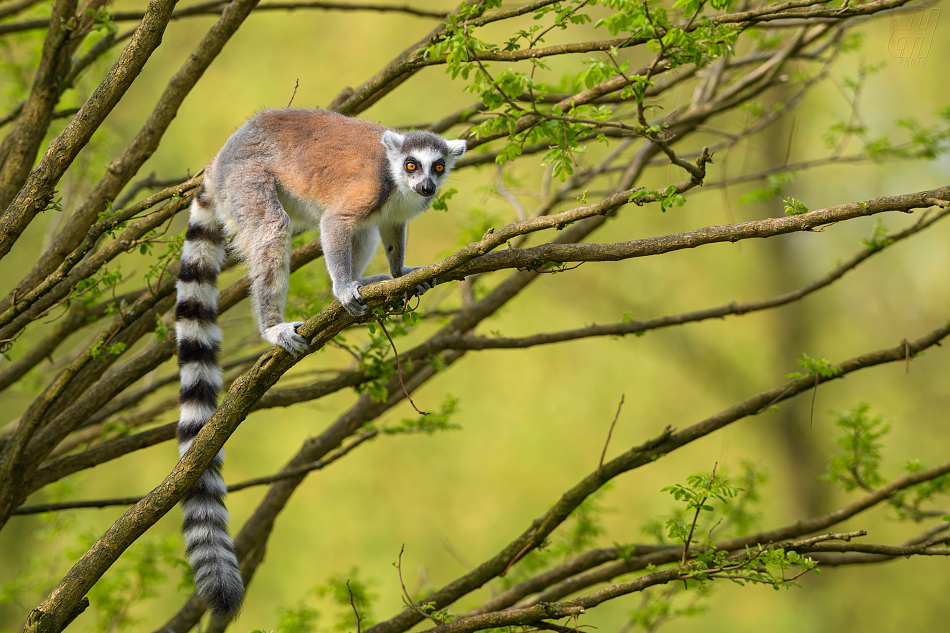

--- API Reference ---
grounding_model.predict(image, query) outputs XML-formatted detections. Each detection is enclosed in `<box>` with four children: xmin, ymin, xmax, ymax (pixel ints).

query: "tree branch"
<box><xmin>0</xmin><ymin>0</ymin><xmax>179</xmax><ymax>261</ymax></box>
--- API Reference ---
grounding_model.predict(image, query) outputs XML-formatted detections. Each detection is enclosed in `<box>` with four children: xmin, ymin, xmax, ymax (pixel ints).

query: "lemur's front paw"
<box><xmin>335</xmin><ymin>282</ymin><xmax>367</xmax><ymax>316</ymax></box>
<box><xmin>358</xmin><ymin>274</ymin><xmax>393</xmax><ymax>286</ymax></box>
<box><xmin>399</xmin><ymin>266</ymin><xmax>436</xmax><ymax>297</ymax></box>
<box><xmin>263</xmin><ymin>322</ymin><xmax>309</xmax><ymax>355</ymax></box>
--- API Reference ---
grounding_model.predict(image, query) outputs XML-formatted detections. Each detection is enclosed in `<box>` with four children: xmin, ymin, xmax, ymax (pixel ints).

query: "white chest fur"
<box><xmin>273</xmin><ymin>180</ymin><xmax>430</xmax><ymax>233</ymax></box>
<box><xmin>374</xmin><ymin>185</ymin><xmax>431</xmax><ymax>227</ymax></box>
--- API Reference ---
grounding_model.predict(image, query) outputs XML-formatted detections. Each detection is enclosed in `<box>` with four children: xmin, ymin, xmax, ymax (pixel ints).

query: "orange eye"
<box><xmin>406</xmin><ymin>161</ymin><xmax>417</xmax><ymax>172</ymax></box>
<box><xmin>435</xmin><ymin>164</ymin><xmax>444</xmax><ymax>173</ymax></box>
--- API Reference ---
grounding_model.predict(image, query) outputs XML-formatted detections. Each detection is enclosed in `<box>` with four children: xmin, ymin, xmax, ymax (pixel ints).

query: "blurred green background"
<box><xmin>1</xmin><ymin>1</ymin><xmax>949</xmax><ymax>632</ymax></box>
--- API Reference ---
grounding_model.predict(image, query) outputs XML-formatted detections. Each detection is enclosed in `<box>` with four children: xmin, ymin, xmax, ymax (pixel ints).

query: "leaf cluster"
<box><xmin>382</xmin><ymin>395</ymin><xmax>461</xmax><ymax>436</ymax></box>
<box><xmin>786</xmin><ymin>353</ymin><xmax>841</xmax><ymax>380</ymax></box>
<box><xmin>821</xmin><ymin>404</ymin><xmax>950</xmax><ymax>524</ymax></box>
<box><xmin>661</xmin><ymin>470</ymin><xmax>740</xmax><ymax>545</ymax></box>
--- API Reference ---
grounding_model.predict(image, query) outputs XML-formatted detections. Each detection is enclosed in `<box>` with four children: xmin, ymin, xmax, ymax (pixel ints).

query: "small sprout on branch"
<box><xmin>88</xmin><ymin>339</ymin><xmax>125</xmax><ymax>361</ymax></box>
<box><xmin>660</xmin><ymin>185</ymin><xmax>687</xmax><ymax>212</ymax></box>
<box><xmin>662</xmin><ymin>466</ymin><xmax>740</xmax><ymax>564</ymax></box>
<box><xmin>782</xmin><ymin>197</ymin><xmax>809</xmax><ymax>215</ymax></box>
<box><xmin>86</xmin><ymin>7</ymin><xmax>119</xmax><ymax>35</ymax></box>
<box><xmin>789</xmin><ymin>353</ymin><xmax>841</xmax><ymax>425</ymax></box>
<box><xmin>44</xmin><ymin>197</ymin><xmax>64</xmax><ymax>213</ymax></box>
<box><xmin>795</xmin><ymin>353</ymin><xmax>842</xmax><ymax>379</ymax></box>
<box><xmin>861</xmin><ymin>219</ymin><xmax>893</xmax><ymax>251</ymax></box>
<box><xmin>417</xmin><ymin>602</ymin><xmax>455</xmax><ymax>625</ymax></box>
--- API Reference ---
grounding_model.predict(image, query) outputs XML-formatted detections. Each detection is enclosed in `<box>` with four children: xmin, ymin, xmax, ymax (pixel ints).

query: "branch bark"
<box><xmin>0</xmin><ymin>0</ymin><xmax>179</xmax><ymax>261</ymax></box>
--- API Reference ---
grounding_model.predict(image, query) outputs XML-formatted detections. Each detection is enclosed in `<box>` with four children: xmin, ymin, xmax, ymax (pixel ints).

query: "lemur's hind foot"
<box><xmin>263</xmin><ymin>322</ymin><xmax>309</xmax><ymax>355</ymax></box>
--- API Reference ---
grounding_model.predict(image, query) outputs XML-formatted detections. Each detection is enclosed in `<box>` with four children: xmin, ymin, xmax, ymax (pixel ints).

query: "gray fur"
<box><xmin>401</xmin><ymin>130</ymin><xmax>449</xmax><ymax>156</ymax></box>
<box><xmin>209</xmin><ymin>109</ymin><xmax>465</xmax><ymax>329</ymax></box>
<box><xmin>173</xmin><ymin>110</ymin><xmax>465</xmax><ymax>616</ymax></box>
<box><xmin>175</xmin><ymin>184</ymin><xmax>244</xmax><ymax>618</ymax></box>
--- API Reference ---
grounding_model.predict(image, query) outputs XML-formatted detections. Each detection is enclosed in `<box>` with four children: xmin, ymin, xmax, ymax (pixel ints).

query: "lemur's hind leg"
<box><xmin>230</xmin><ymin>181</ymin><xmax>309</xmax><ymax>355</ymax></box>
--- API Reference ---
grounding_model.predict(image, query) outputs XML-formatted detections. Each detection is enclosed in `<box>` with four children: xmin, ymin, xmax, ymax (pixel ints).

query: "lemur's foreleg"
<box><xmin>380</xmin><ymin>222</ymin><xmax>436</xmax><ymax>297</ymax></box>
<box><xmin>321</xmin><ymin>214</ymin><xmax>375</xmax><ymax>316</ymax></box>
<box><xmin>352</xmin><ymin>225</ymin><xmax>393</xmax><ymax>287</ymax></box>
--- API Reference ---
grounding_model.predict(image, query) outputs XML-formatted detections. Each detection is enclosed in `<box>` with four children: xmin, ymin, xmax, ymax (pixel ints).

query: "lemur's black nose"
<box><xmin>416</xmin><ymin>180</ymin><xmax>436</xmax><ymax>197</ymax></box>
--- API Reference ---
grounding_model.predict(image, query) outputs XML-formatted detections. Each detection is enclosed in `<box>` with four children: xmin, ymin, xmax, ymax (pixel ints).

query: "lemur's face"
<box><xmin>382</xmin><ymin>131</ymin><xmax>466</xmax><ymax>199</ymax></box>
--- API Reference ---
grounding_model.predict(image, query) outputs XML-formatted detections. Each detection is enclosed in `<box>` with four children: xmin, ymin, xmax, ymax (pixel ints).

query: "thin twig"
<box><xmin>376</xmin><ymin>317</ymin><xmax>427</xmax><ymax>415</ymax></box>
<box><xmin>347</xmin><ymin>580</ymin><xmax>365</xmax><ymax>633</ymax></box>
<box><xmin>288</xmin><ymin>78</ymin><xmax>299</xmax><ymax>107</ymax></box>
<box><xmin>597</xmin><ymin>394</ymin><xmax>624</xmax><ymax>478</ymax></box>
<box><xmin>502</xmin><ymin>541</ymin><xmax>535</xmax><ymax>577</ymax></box>
<box><xmin>789</xmin><ymin>530</ymin><xmax>867</xmax><ymax>547</ymax></box>
<box><xmin>13</xmin><ymin>429</ymin><xmax>380</xmax><ymax>515</ymax></box>
<box><xmin>397</xmin><ymin>544</ymin><xmax>432</xmax><ymax>620</ymax></box>
<box><xmin>682</xmin><ymin>463</ymin><xmax>717</xmax><ymax>567</ymax></box>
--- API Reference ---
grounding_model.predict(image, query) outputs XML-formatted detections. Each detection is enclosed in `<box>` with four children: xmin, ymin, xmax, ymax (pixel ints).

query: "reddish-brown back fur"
<box><xmin>253</xmin><ymin>109</ymin><xmax>389</xmax><ymax>223</ymax></box>
<box><xmin>201</xmin><ymin>106</ymin><xmax>462</xmax><ymax>321</ymax></box>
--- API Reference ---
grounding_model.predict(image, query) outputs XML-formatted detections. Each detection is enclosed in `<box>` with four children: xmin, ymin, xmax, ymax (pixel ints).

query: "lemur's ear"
<box><xmin>446</xmin><ymin>138</ymin><xmax>467</xmax><ymax>159</ymax></box>
<box><xmin>381</xmin><ymin>130</ymin><xmax>405</xmax><ymax>153</ymax></box>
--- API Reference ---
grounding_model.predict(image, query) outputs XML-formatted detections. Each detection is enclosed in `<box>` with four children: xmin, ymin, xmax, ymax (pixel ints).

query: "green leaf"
<box><xmin>782</xmin><ymin>197</ymin><xmax>809</xmax><ymax>215</ymax></box>
<box><xmin>821</xmin><ymin>403</ymin><xmax>890</xmax><ymax>492</ymax></box>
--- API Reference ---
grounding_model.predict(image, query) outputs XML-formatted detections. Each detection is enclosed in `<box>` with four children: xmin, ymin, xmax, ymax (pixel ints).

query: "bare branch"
<box><xmin>0</xmin><ymin>0</ymin><xmax>180</xmax><ymax>260</ymax></box>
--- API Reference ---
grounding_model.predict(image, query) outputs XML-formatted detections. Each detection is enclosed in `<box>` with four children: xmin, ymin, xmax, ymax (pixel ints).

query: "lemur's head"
<box><xmin>382</xmin><ymin>130</ymin><xmax>466</xmax><ymax>198</ymax></box>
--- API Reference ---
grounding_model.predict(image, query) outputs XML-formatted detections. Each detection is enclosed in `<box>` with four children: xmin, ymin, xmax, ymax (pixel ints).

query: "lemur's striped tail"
<box><xmin>175</xmin><ymin>180</ymin><xmax>244</xmax><ymax>617</ymax></box>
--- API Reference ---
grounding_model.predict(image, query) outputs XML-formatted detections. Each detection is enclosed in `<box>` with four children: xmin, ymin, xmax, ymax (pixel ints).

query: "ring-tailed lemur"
<box><xmin>175</xmin><ymin>108</ymin><xmax>465</xmax><ymax>617</ymax></box>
